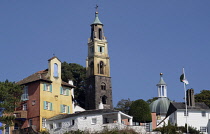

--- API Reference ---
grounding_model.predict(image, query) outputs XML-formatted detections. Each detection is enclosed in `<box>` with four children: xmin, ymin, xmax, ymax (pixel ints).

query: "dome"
<box><xmin>150</xmin><ymin>98</ymin><xmax>170</xmax><ymax>115</ymax></box>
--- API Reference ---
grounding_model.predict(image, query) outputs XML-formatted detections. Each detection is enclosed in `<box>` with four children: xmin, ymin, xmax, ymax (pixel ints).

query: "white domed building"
<box><xmin>150</xmin><ymin>73</ymin><xmax>171</xmax><ymax>127</ymax></box>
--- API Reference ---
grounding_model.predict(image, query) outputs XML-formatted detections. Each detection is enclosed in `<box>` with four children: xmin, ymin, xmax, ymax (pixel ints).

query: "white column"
<box><xmin>158</xmin><ymin>87</ymin><xmax>160</xmax><ymax>97</ymax></box>
<box><xmin>129</xmin><ymin>117</ymin><xmax>133</xmax><ymax>125</ymax></box>
<box><xmin>118</xmin><ymin>113</ymin><xmax>121</xmax><ymax>124</ymax></box>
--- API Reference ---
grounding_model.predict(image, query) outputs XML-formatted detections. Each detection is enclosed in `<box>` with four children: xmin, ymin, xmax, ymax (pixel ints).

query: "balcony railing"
<box><xmin>14</xmin><ymin>110</ymin><xmax>27</xmax><ymax>119</ymax></box>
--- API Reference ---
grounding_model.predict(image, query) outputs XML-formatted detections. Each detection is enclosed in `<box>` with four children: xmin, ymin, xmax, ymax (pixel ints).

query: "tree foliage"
<box><xmin>146</xmin><ymin>97</ymin><xmax>158</xmax><ymax>104</ymax></box>
<box><xmin>195</xmin><ymin>90</ymin><xmax>210</xmax><ymax>108</ymax></box>
<box><xmin>115</xmin><ymin>98</ymin><xmax>133</xmax><ymax>114</ymax></box>
<box><xmin>0</xmin><ymin>80</ymin><xmax>22</xmax><ymax>126</ymax></box>
<box><xmin>128</xmin><ymin>99</ymin><xmax>151</xmax><ymax>123</ymax></box>
<box><xmin>0</xmin><ymin>80</ymin><xmax>23</xmax><ymax>113</ymax></box>
<box><xmin>61</xmin><ymin>62</ymin><xmax>86</xmax><ymax>108</ymax></box>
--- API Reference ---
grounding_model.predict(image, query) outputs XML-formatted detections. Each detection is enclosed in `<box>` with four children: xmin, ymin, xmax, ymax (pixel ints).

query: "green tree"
<box><xmin>146</xmin><ymin>97</ymin><xmax>158</xmax><ymax>104</ymax></box>
<box><xmin>195</xmin><ymin>90</ymin><xmax>210</xmax><ymax>107</ymax></box>
<box><xmin>115</xmin><ymin>98</ymin><xmax>133</xmax><ymax>114</ymax></box>
<box><xmin>128</xmin><ymin>99</ymin><xmax>151</xmax><ymax>123</ymax></box>
<box><xmin>0</xmin><ymin>80</ymin><xmax>23</xmax><ymax>126</ymax></box>
<box><xmin>61</xmin><ymin>62</ymin><xmax>86</xmax><ymax>108</ymax></box>
<box><xmin>155</xmin><ymin>124</ymin><xmax>200</xmax><ymax>134</ymax></box>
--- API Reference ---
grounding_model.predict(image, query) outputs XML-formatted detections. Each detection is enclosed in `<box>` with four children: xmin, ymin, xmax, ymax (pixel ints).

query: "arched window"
<box><xmin>54</xmin><ymin>63</ymin><xmax>58</xmax><ymax>77</ymax></box>
<box><xmin>101</xmin><ymin>83</ymin><xmax>106</xmax><ymax>90</ymax></box>
<box><xmin>162</xmin><ymin>86</ymin><xmax>165</xmax><ymax>96</ymax></box>
<box><xmin>90</xmin><ymin>62</ymin><xmax>94</xmax><ymax>75</ymax></box>
<box><xmin>91</xmin><ymin>27</ymin><xmax>94</xmax><ymax>40</ymax></box>
<box><xmin>102</xmin><ymin>95</ymin><xmax>107</xmax><ymax>104</ymax></box>
<box><xmin>99</xmin><ymin>28</ymin><xmax>102</xmax><ymax>40</ymax></box>
<box><xmin>99</xmin><ymin>61</ymin><xmax>104</xmax><ymax>74</ymax></box>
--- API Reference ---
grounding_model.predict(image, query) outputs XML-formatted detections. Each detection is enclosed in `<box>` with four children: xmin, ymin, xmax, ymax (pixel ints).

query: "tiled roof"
<box><xmin>17</xmin><ymin>69</ymin><xmax>51</xmax><ymax>85</ymax></box>
<box><xmin>47</xmin><ymin>109</ymin><xmax>119</xmax><ymax>121</ymax></box>
<box><xmin>17</xmin><ymin>69</ymin><xmax>75</xmax><ymax>88</ymax></box>
<box><xmin>48</xmin><ymin>56</ymin><xmax>61</xmax><ymax>62</ymax></box>
<box><xmin>62</xmin><ymin>81</ymin><xmax>76</xmax><ymax>88</ymax></box>
<box><xmin>171</xmin><ymin>102</ymin><xmax>210</xmax><ymax>110</ymax></box>
<box><xmin>166</xmin><ymin>102</ymin><xmax>210</xmax><ymax>119</ymax></box>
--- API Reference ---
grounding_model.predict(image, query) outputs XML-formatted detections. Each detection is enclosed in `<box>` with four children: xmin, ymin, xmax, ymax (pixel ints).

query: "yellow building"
<box><xmin>12</xmin><ymin>56</ymin><xmax>75</xmax><ymax>132</ymax></box>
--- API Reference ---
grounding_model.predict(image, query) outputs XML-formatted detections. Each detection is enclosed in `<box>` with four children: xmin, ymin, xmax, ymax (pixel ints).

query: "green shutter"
<box><xmin>60</xmin><ymin>87</ymin><xmax>63</xmax><ymax>95</ymax></box>
<box><xmin>50</xmin><ymin>102</ymin><xmax>53</xmax><ymax>111</ymax></box>
<box><xmin>60</xmin><ymin>104</ymin><xmax>63</xmax><ymax>113</ymax></box>
<box><xmin>68</xmin><ymin>106</ymin><xmax>70</xmax><ymax>114</ymax></box>
<box><xmin>43</xmin><ymin>84</ymin><xmax>46</xmax><ymax>91</ymax></box>
<box><xmin>50</xmin><ymin>85</ymin><xmax>52</xmax><ymax>92</ymax></box>
<box><xmin>66</xmin><ymin>89</ymin><xmax>69</xmax><ymax>96</ymax></box>
<box><xmin>44</xmin><ymin>101</ymin><xmax>46</xmax><ymax>110</ymax></box>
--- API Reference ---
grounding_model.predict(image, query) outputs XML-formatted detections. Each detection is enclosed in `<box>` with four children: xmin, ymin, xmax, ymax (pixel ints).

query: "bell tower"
<box><xmin>85</xmin><ymin>7</ymin><xmax>113</xmax><ymax>110</ymax></box>
<box><xmin>157</xmin><ymin>73</ymin><xmax>167</xmax><ymax>98</ymax></box>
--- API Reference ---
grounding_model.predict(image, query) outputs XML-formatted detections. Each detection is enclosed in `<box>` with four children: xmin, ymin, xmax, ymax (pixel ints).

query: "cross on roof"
<box><xmin>95</xmin><ymin>4</ymin><xmax>98</xmax><ymax>12</ymax></box>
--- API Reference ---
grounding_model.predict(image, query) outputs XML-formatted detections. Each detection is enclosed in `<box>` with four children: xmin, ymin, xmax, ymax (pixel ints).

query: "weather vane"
<box><xmin>95</xmin><ymin>4</ymin><xmax>98</xmax><ymax>12</ymax></box>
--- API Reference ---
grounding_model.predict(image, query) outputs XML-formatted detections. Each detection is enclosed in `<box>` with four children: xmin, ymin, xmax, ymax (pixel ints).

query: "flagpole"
<box><xmin>181</xmin><ymin>68</ymin><xmax>189</xmax><ymax>133</ymax></box>
<box><xmin>184</xmin><ymin>82</ymin><xmax>188</xmax><ymax>133</ymax></box>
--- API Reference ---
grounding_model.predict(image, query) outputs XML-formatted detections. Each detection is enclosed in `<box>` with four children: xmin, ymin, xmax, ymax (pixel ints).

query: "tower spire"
<box><xmin>157</xmin><ymin>73</ymin><xmax>167</xmax><ymax>98</ymax></box>
<box><xmin>92</xmin><ymin>5</ymin><xmax>103</xmax><ymax>25</ymax></box>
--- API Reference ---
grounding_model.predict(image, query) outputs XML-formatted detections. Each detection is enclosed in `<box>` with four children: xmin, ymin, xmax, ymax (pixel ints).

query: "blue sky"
<box><xmin>0</xmin><ymin>1</ymin><xmax>210</xmax><ymax>106</ymax></box>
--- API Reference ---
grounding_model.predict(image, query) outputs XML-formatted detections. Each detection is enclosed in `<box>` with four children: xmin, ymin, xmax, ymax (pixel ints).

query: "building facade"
<box><xmin>85</xmin><ymin>10</ymin><xmax>113</xmax><ymax>110</ymax></box>
<box><xmin>167</xmin><ymin>89</ymin><xmax>210</xmax><ymax>134</ymax></box>
<box><xmin>45</xmin><ymin>109</ymin><xmax>147</xmax><ymax>134</ymax></box>
<box><xmin>10</xmin><ymin>57</ymin><xmax>75</xmax><ymax>133</ymax></box>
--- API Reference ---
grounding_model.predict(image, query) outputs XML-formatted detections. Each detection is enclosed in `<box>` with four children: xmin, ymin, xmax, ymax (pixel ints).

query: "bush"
<box><xmin>39</xmin><ymin>130</ymin><xmax>50</xmax><ymax>134</ymax></box>
<box><xmin>154</xmin><ymin>122</ymin><xmax>201</xmax><ymax>134</ymax></box>
<box><xmin>64</xmin><ymin>128</ymin><xmax>138</xmax><ymax>134</ymax></box>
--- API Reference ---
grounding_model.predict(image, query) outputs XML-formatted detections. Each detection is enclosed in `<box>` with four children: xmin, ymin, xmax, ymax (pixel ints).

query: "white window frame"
<box><xmin>202</xmin><ymin>111</ymin><xmax>206</xmax><ymax>117</ymax></box>
<box><xmin>200</xmin><ymin>126</ymin><xmax>207</xmax><ymax>132</ymax></box>
<box><xmin>91</xmin><ymin>118</ymin><xmax>97</xmax><ymax>125</ymax></box>
<box><xmin>60</xmin><ymin>87</ymin><xmax>69</xmax><ymax>96</ymax></box>
<box><xmin>49</xmin><ymin>124</ymin><xmax>53</xmax><ymax>130</ymax></box>
<box><xmin>46</xmin><ymin>102</ymin><xmax>49</xmax><ymax>110</ymax></box>
<box><xmin>21</xmin><ymin>86</ymin><xmax>29</xmax><ymax>101</ymax></box>
<box><xmin>44</xmin><ymin>101</ymin><xmax>52</xmax><ymax>111</ymax></box>
<box><xmin>46</xmin><ymin>84</ymin><xmax>50</xmax><ymax>91</ymax></box>
<box><xmin>70</xmin><ymin>119</ymin><xmax>75</xmax><ymax>126</ymax></box>
<box><xmin>29</xmin><ymin>119</ymin><xmax>33</xmax><ymax>127</ymax></box>
<box><xmin>23</xmin><ymin>103</ymin><xmax>27</xmax><ymax>111</ymax></box>
<box><xmin>63</xmin><ymin>88</ymin><xmax>67</xmax><ymax>95</ymax></box>
<box><xmin>184</xmin><ymin>111</ymin><xmax>188</xmax><ymax>116</ymax></box>
<box><xmin>62</xmin><ymin>105</ymin><xmax>67</xmax><ymax>113</ymax></box>
<box><xmin>42</xmin><ymin>118</ymin><xmax>46</xmax><ymax>128</ymax></box>
<box><xmin>98</xmin><ymin>46</ymin><xmax>104</xmax><ymax>53</ymax></box>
